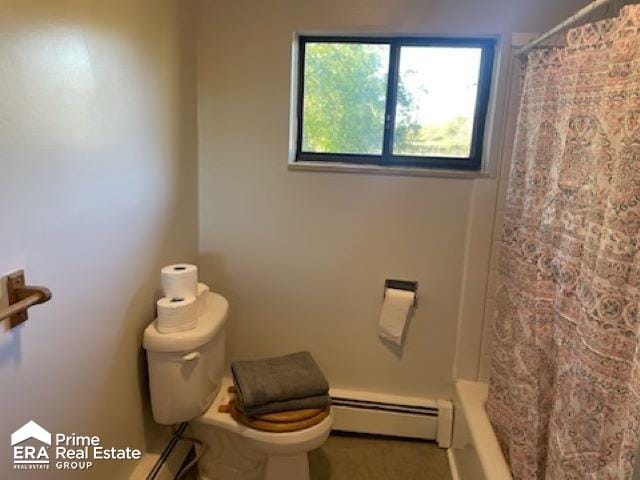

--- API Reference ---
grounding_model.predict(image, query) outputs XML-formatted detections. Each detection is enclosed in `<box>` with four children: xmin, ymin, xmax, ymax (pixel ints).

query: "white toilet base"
<box><xmin>191</xmin><ymin>421</ymin><xmax>319</xmax><ymax>480</ymax></box>
<box><xmin>264</xmin><ymin>453</ymin><xmax>310</xmax><ymax>480</ymax></box>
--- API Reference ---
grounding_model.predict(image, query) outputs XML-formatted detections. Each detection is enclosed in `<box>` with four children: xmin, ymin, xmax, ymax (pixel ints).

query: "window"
<box><xmin>294</xmin><ymin>36</ymin><xmax>496</xmax><ymax>171</ymax></box>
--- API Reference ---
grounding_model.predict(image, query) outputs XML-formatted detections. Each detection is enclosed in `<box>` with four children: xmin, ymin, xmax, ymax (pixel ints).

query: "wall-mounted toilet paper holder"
<box><xmin>384</xmin><ymin>279</ymin><xmax>418</xmax><ymax>306</ymax></box>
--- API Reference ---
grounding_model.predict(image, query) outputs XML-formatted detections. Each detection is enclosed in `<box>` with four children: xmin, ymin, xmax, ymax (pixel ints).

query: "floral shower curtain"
<box><xmin>487</xmin><ymin>5</ymin><xmax>640</xmax><ymax>479</ymax></box>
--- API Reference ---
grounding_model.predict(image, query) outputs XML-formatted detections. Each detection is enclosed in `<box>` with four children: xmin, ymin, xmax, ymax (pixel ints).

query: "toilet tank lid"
<box><xmin>143</xmin><ymin>292</ymin><xmax>228</xmax><ymax>352</ymax></box>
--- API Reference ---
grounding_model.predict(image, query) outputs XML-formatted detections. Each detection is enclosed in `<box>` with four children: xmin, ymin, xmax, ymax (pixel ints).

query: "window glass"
<box><xmin>302</xmin><ymin>42</ymin><xmax>390</xmax><ymax>155</ymax></box>
<box><xmin>393</xmin><ymin>46</ymin><xmax>482</xmax><ymax>158</ymax></box>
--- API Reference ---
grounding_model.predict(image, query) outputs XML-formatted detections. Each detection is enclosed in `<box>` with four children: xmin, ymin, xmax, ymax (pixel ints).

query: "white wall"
<box><xmin>0</xmin><ymin>1</ymin><xmax>197</xmax><ymax>478</ymax></box>
<box><xmin>196</xmin><ymin>0</ymin><xmax>587</xmax><ymax>398</ymax></box>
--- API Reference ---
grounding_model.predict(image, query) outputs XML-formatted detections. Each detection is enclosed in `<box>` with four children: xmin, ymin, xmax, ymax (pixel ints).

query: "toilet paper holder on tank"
<box><xmin>384</xmin><ymin>279</ymin><xmax>418</xmax><ymax>306</ymax></box>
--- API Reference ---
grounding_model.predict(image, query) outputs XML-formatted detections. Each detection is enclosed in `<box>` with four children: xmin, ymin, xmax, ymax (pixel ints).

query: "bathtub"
<box><xmin>448</xmin><ymin>380</ymin><xmax>512</xmax><ymax>480</ymax></box>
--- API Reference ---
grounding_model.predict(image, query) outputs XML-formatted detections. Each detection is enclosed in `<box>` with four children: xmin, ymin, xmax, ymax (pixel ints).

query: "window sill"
<box><xmin>288</xmin><ymin>160</ymin><xmax>490</xmax><ymax>179</ymax></box>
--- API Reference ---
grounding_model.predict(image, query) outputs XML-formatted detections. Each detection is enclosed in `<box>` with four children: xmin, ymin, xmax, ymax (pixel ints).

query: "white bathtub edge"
<box><xmin>454</xmin><ymin>380</ymin><xmax>512</xmax><ymax>480</ymax></box>
<box><xmin>447</xmin><ymin>448</ymin><xmax>461</xmax><ymax>480</ymax></box>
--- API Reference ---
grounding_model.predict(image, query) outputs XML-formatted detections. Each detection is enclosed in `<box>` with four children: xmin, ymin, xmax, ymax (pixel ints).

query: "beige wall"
<box><xmin>196</xmin><ymin>0</ymin><xmax>586</xmax><ymax>397</ymax></box>
<box><xmin>0</xmin><ymin>0</ymin><xmax>197</xmax><ymax>478</ymax></box>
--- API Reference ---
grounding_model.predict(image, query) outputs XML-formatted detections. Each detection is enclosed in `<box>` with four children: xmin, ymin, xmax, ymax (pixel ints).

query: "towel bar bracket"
<box><xmin>2</xmin><ymin>270</ymin><xmax>52</xmax><ymax>329</ymax></box>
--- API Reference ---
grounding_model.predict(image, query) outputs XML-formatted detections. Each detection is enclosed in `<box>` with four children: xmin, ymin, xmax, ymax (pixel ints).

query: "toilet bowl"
<box><xmin>143</xmin><ymin>292</ymin><xmax>333</xmax><ymax>480</ymax></box>
<box><xmin>192</xmin><ymin>377</ymin><xmax>333</xmax><ymax>480</ymax></box>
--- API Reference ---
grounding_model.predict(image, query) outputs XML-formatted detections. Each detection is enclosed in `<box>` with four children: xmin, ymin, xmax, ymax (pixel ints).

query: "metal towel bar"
<box><xmin>0</xmin><ymin>270</ymin><xmax>51</xmax><ymax>328</ymax></box>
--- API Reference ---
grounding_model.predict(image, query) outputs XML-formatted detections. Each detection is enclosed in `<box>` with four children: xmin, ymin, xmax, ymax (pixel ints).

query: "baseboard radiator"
<box><xmin>329</xmin><ymin>388</ymin><xmax>453</xmax><ymax>448</ymax></box>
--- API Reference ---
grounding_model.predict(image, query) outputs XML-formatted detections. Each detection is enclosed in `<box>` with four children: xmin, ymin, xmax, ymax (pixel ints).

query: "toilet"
<box><xmin>143</xmin><ymin>292</ymin><xmax>333</xmax><ymax>480</ymax></box>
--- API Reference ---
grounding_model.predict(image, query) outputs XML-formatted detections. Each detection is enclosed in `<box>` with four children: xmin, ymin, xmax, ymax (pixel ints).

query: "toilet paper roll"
<box><xmin>378</xmin><ymin>288</ymin><xmax>415</xmax><ymax>345</ymax></box>
<box><xmin>196</xmin><ymin>282</ymin><xmax>210</xmax><ymax>316</ymax></box>
<box><xmin>161</xmin><ymin>264</ymin><xmax>198</xmax><ymax>299</ymax></box>
<box><xmin>156</xmin><ymin>296</ymin><xmax>197</xmax><ymax>333</ymax></box>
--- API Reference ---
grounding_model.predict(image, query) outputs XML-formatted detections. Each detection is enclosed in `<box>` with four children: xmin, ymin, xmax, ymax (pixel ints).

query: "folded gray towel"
<box><xmin>231</xmin><ymin>351</ymin><xmax>329</xmax><ymax>408</ymax></box>
<box><xmin>243</xmin><ymin>394</ymin><xmax>331</xmax><ymax>417</ymax></box>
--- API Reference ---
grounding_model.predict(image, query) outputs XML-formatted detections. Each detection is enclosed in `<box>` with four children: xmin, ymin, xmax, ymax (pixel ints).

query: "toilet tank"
<box><xmin>143</xmin><ymin>292</ymin><xmax>228</xmax><ymax>425</ymax></box>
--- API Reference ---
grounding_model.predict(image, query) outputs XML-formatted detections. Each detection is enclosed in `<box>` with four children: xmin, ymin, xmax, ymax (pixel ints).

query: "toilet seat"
<box><xmin>227</xmin><ymin>401</ymin><xmax>331</xmax><ymax>432</ymax></box>
<box><xmin>195</xmin><ymin>377</ymin><xmax>333</xmax><ymax>447</ymax></box>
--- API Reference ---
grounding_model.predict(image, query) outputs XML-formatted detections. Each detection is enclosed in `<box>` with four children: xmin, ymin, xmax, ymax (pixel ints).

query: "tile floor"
<box><xmin>309</xmin><ymin>433</ymin><xmax>452</xmax><ymax>480</ymax></box>
<box><xmin>182</xmin><ymin>433</ymin><xmax>452</xmax><ymax>479</ymax></box>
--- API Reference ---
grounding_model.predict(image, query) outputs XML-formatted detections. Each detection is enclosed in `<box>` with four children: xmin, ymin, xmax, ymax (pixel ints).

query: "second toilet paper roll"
<box><xmin>156</xmin><ymin>296</ymin><xmax>197</xmax><ymax>333</ymax></box>
<box><xmin>161</xmin><ymin>264</ymin><xmax>198</xmax><ymax>299</ymax></box>
<box><xmin>378</xmin><ymin>288</ymin><xmax>415</xmax><ymax>345</ymax></box>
